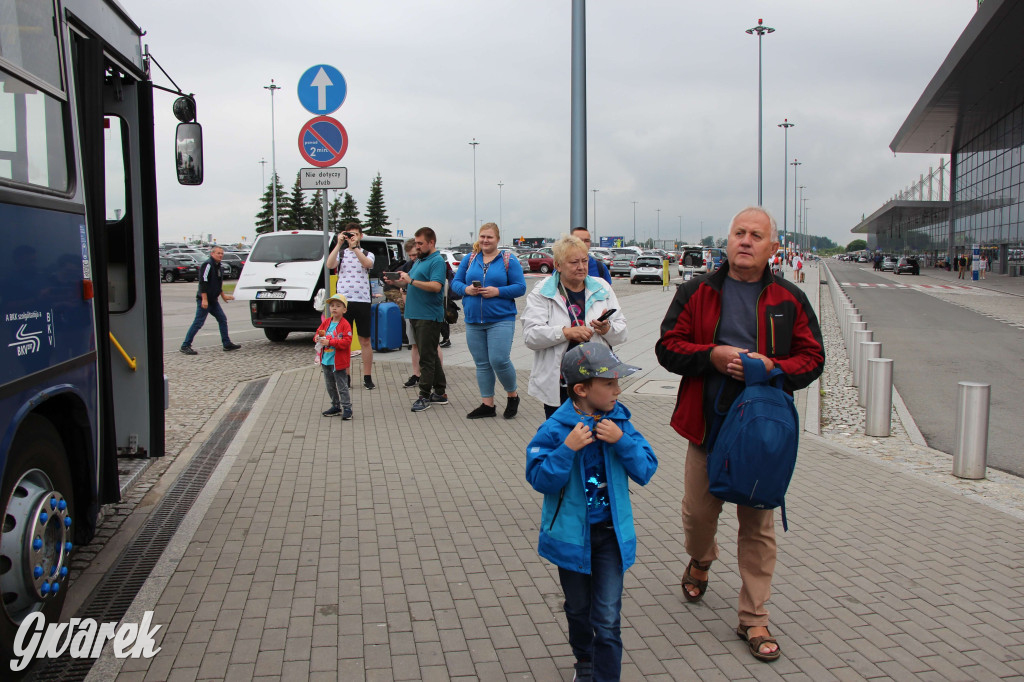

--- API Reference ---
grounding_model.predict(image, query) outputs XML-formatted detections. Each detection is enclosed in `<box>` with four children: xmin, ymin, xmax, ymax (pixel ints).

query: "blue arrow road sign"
<box><xmin>297</xmin><ymin>64</ymin><xmax>347</xmax><ymax>115</ymax></box>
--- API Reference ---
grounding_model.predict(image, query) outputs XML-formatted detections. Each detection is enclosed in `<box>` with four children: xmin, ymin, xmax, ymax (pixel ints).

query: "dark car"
<box><xmin>895</xmin><ymin>257</ymin><xmax>920</xmax><ymax>275</ymax></box>
<box><xmin>221</xmin><ymin>252</ymin><xmax>246</xmax><ymax>279</ymax></box>
<box><xmin>160</xmin><ymin>256</ymin><xmax>198</xmax><ymax>282</ymax></box>
<box><xmin>519</xmin><ymin>251</ymin><xmax>555</xmax><ymax>273</ymax></box>
<box><xmin>609</xmin><ymin>253</ymin><xmax>634</xmax><ymax>277</ymax></box>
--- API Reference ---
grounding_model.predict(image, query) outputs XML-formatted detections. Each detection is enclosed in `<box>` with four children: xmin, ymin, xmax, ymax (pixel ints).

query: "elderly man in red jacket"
<box><xmin>656</xmin><ymin>206</ymin><xmax>824</xmax><ymax>663</ymax></box>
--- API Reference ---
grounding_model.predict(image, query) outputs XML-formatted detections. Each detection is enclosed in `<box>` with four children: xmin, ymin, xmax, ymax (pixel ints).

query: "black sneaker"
<box><xmin>180</xmin><ymin>346</ymin><xmax>197</xmax><ymax>355</ymax></box>
<box><xmin>439</xmin><ymin>339</ymin><xmax>452</xmax><ymax>349</ymax></box>
<box><xmin>411</xmin><ymin>396</ymin><xmax>431</xmax><ymax>413</ymax></box>
<box><xmin>403</xmin><ymin>375</ymin><xmax>419</xmax><ymax>388</ymax></box>
<box><xmin>322</xmin><ymin>406</ymin><xmax>342</xmax><ymax>417</ymax></box>
<box><xmin>223</xmin><ymin>342</ymin><xmax>241</xmax><ymax>351</ymax></box>
<box><xmin>363</xmin><ymin>376</ymin><xmax>376</xmax><ymax>390</ymax></box>
<box><xmin>467</xmin><ymin>403</ymin><xmax>496</xmax><ymax>419</ymax></box>
<box><xmin>429</xmin><ymin>393</ymin><xmax>448</xmax><ymax>405</ymax></box>
<box><xmin>341</xmin><ymin>408</ymin><xmax>353</xmax><ymax>420</ymax></box>
<box><xmin>503</xmin><ymin>396</ymin><xmax>520</xmax><ymax>419</ymax></box>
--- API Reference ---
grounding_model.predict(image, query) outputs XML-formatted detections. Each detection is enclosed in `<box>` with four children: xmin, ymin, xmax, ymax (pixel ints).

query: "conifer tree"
<box><xmin>363</xmin><ymin>173</ymin><xmax>391</xmax><ymax>236</ymax></box>
<box><xmin>282</xmin><ymin>171</ymin><xmax>307</xmax><ymax>230</ymax></box>
<box><xmin>255</xmin><ymin>173</ymin><xmax>287</xmax><ymax>234</ymax></box>
<box><xmin>328</xmin><ymin>191</ymin><xmax>345</xmax><ymax>229</ymax></box>
<box><xmin>340</xmin><ymin>192</ymin><xmax>360</xmax><ymax>226</ymax></box>
<box><xmin>307</xmin><ymin>190</ymin><xmax>324</xmax><ymax>231</ymax></box>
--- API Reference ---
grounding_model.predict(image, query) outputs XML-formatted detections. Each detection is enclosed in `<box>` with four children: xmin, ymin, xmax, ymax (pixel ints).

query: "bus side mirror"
<box><xmin>175</xmin><ymin>122</ymin><xmax>203</xmax><ymax>185</ymax></box>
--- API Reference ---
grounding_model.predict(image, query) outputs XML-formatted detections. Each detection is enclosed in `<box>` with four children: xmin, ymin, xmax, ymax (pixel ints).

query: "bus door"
<box><xmin>69</xmin><ymin>18</ymin><xmax>164</xmax><ymax>464</ymax></box>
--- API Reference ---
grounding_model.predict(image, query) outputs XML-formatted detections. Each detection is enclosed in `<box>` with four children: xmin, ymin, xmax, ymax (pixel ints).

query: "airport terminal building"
<box><xmin>853</xmin><ymin>0</ymin><xmax>1024</xmax><ymax>274</ymax></box>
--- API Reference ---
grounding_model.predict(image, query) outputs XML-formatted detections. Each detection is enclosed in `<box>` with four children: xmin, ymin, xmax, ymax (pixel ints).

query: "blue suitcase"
<box><xmin>370</xmin><ymin>301</ymin><xmax>403</xmax><ymax>352</ymax></box>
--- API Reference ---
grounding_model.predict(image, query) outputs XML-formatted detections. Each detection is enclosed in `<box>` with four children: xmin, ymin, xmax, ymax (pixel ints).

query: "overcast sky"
<box><xmin>128</xmin><ymin>0</ymin><xmax>976</xmax><ymax>250</ymax></box>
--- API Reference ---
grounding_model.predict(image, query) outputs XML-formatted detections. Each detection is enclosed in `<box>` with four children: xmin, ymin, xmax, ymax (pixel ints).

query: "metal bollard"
<box><xmin>841</xmin><ymin>305</ymin><xmax>853</xmax><ymax>343</ymax></box>
<box><xmin>847</xmin><ymin>321</ymin><xmax>867</xmax><ymax>372</ymax></box>
<box><xmin>953</xmin><ymin>382</ymin><xmax>990</xmax><ymax>479</ymax></box>
<box><xmin>844</xmin><ymin>311</ymin><xmax>861</xmax><ymax>348</ymax></box>
<box><xmin>851</xmin><ymin>328</ymin><xmax>872</xmax><ymax>385</ymax></box>
<box><xmin>865</xmin><ymin>358</ymin><xmax>893</xmax><ymax>437</ymax></box>
<box><xmin>858</xmin><ymin>342</ymin><xmax>882</xmax><ymax>407</ymax></box>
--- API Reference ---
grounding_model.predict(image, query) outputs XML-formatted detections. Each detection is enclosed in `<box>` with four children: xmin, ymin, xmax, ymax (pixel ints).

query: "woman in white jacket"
<box><xmin>522</xmin><ymin>235</ymin><xmax>628</xmax><ymax>417</ymax></box>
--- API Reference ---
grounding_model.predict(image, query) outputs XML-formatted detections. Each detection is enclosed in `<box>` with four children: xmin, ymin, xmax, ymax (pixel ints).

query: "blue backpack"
<box><xmin>708</xmin><ymin>353</ymin><xmax>799</xmax><ymax>531</ymax></box>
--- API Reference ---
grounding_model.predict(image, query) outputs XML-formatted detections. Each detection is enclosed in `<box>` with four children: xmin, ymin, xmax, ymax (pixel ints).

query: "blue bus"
<box><xmin>0</xmin><ymin>0</ymin><xmax>201</xmax><ymax>660</ymax></box>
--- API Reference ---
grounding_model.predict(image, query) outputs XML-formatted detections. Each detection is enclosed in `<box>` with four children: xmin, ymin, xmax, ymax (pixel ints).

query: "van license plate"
<box><xmin>256</xmin><ymin>291</ymin><xmax>286</xmax><ymax>299</ymax></box>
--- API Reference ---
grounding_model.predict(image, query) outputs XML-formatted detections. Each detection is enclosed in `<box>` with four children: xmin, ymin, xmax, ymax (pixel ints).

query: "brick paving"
<box><xmin>109</xmin><ymin>353</ymin><xmax>1024</xmax><ymax>680</ymax></box>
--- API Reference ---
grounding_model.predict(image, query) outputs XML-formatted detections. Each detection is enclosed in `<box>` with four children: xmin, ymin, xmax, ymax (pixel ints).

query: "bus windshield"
<box><xmin>249</xmin><ymin>234</ymin><xmax>325</xmax><ymax>262</ymax></box>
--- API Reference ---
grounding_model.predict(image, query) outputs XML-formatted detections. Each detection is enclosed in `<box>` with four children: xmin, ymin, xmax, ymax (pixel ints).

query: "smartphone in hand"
<box><xmin>596</xmin><ymin>308</ymin><xmax>617</xmax><ymax>322</ymax></box>
<box><xmin>383</xmin><ymin>272</ymin><xmax>401</xmax><ymax>281</ymax></box>
<box><xmin>472</xmin><ymin>280</ymin><xmax>482</xmax><ymax>288</ymax></box>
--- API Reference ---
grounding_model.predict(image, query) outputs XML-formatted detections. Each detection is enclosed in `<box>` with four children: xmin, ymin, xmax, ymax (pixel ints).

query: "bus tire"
<box><xmin>0</xmin><ymin>415</ymin><xmax>75</xmax><ymax>671</ymax></box>
<box><xmin>264</xmin><ymin>329</ymin><xmax>290</xmax><ymax>342</ymax></box>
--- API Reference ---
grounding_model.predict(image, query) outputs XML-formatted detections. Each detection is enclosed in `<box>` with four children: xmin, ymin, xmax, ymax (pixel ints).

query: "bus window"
<box><xmin>0</xmin><ymin>70</ymin><xmax>69</xmax><ymax>191</ymax></box>
<box><xmin>0</xmin><ymin>0</ymin><xmax>64</xmax><ymax>92</ymax></box>
<box><xmin>104</xmin><ymin>115</ymin><xmax>134</xmax><ymax>312</ymax></box>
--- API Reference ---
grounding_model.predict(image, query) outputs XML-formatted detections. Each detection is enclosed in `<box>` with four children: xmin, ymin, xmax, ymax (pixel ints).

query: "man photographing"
<box><xmin>326</xmin><ymin>222</ymin><xmax>376</xmax><ymax>389</ymax></box>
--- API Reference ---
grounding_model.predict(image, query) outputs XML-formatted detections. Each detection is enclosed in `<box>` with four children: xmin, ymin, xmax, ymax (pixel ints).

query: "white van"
<box><xmin>234</xmin><ymin>231</ymin><xmax>405</xmax><ymax>341</ymax></box>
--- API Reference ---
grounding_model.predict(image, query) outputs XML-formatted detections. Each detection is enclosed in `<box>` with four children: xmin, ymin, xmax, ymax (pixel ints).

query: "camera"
<box><xmin>341</xmin><ymin>232</ymin><xmax>354</xmax><ymax>239</ymax></box>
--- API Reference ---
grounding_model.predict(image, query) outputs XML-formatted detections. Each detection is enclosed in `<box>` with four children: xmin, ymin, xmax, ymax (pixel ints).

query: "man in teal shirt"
<box><xmin>397</xmin><ymin>227</ymin><xmax>449</xmax><ymax>412</ymax></box>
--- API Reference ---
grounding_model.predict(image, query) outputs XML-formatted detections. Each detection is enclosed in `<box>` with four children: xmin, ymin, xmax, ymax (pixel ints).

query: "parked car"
<box><xmin>160</xmin><ymin>256</ymin><xmax>198</xmax><ymax>283</ymax></box>
<box><xmin>630</xmin><ymin>256</ymin><xmax>663</xmax><ymax>284</ymax></box>
<box><xmin>677</xmin><ymin>248</ymin><xmax>703</xmax><ymax>269</ymax></box>
<box><xmin>609</xmin><ymin>253</ymin><xmax>634</xmax><ymax>277</ymax></box>
<box><xmin>519</xmin><ymin>251</ymin><xmax>555</xmax><ymax>273</ymax></box>
<box><xmin>857</xmin><ymin>254</ymin><xmax>870</xmax><ymax>263</ymax></box>
<box><xmin>895</xmin><ymin>256</ymin><xmax>920</xmax><ymax>275</ymax></box>
<box><xmin>702</xmin><ymin>248</ymin><xmax>726</xmax><ymax>273</ymax></box>
<box><xmin>439</xmin><ymin>250</ymin><xmax>465</xmax><ymax>271</ymax></box>
<box><xmin>220</xmin><ymin>252</ymin><xmax>246</xmax><ymax>279</ymax></box>
<box><xmin>590</xmin><ymin>248</ymin><xmax>614</xmax><ymax>266</ymax></box>
<box><xmin>880</xmin><ymin>256</ymin><xmax>898</xmax><ymax>272</ymax></box>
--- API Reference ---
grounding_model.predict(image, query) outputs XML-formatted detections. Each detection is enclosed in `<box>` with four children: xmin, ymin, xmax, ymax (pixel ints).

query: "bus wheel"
<box><xmin>0</xmin><ymin>416</ymin><xmax>75</xmax><ymax>667</ymax></box>
<box><xmin>264</xmin><ymin>329</ymin><xmax>289</xmax><ymax>342</ymax></box>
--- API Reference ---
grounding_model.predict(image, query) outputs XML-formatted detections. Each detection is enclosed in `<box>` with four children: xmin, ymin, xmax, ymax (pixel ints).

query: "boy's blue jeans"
<box><xmin>464</xmin><ymin>319</ymin><xmax>517</xmax><ymax>398</ymax></box>
<box><xmin>321</xmin><ymin>364</ymin><xmax>352</xmax><ymax>410</ymax></box>
<box><xmin>557</xmin><ymin>523</ymin><xmax>623</xmax><ymax>681</ymax></box>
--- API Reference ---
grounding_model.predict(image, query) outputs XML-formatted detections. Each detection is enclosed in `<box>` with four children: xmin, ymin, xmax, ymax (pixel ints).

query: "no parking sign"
<box><xmin>298</xmin><ymin>116</ymin><xmax>348</xmax><ymax>168</ymax></box>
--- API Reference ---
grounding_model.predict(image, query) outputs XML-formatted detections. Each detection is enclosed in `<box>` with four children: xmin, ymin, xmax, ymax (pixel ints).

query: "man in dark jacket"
<box><xmin>180</xmin><ymin>246</ymin><xmax>240</xmax><ymax>355</ymax></box>
<box><xmin>655</xmin><ymin>207</ymin><xmax>824</xmax><ymax>663</ymax></box>
<box><xmin>571</xmin><ymin>227</ymin><xmax>612</xmax><ymax>284</ymax></box>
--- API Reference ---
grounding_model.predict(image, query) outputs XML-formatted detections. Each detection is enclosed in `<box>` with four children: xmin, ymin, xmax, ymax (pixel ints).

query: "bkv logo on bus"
<box><xmin>9</xmin><ymin>324</ymin><xmax>43</xmax><ymax>356</ymax></box>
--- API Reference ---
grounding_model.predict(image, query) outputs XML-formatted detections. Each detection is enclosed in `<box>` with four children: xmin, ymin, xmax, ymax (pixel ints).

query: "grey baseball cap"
<box><xmin>561</xmin><ymin>342</ymin><xmax>641</xmax><ymax>386</ymax></box>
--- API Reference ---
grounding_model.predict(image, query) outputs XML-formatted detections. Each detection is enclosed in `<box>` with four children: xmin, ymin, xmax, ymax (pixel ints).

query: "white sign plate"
<box><xmin>299</xmin><ymin>167</ymin><xmax>348</xmax><ymax>190</ymax></box>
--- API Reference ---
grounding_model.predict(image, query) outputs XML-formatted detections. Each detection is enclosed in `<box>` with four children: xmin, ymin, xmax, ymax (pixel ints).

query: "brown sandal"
<box><xmin>680</xmin><ymin>558</ymin><xmax>712</xmax><ymax>602</ymax></box>
<box><xmin>736</xmin><ymin>625</ymin><xmax>781</xmax><ymax>662</ymax></box>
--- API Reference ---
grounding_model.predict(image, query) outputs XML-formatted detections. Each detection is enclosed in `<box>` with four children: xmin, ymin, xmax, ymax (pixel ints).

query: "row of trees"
<box><xmin>255</xmin><ymin>172</ymin><xmax>392</xmax><ymax>236</ymax></box>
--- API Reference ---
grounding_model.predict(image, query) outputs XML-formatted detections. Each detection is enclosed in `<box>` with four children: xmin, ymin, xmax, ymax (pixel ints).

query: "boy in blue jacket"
<box><xmin>526</xmin><ymin>342</ymin><xmax>658</xmax><ymax>681</ymax></box>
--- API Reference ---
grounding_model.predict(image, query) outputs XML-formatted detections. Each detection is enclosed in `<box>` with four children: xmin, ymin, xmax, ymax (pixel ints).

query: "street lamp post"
<box><xmin>678</xmin><ymin>215</ymin><xmax>682</xmax><ymax>246</ymax></box>
<box><xmin>264</xmin><ymin>79</ymin><xmax>281</xmax><ymax>231</ymax></box>
<box><xmin>469</xmin><ymin>138</ymin><xmax>479</xmax><ymax>237</ymax></box>
<box><xmin>746</xmin><ymin>18</ymin><xmax>775</xmax><ymax>206</ymax></box>
<box><xmin>656</xmin><ymin>208</ymin><xmax>661</xmax><ymax>246</ymax></box>
<box><xmin>791</xmin><ymin>159</ymin><xmax>801</xmax><ymax>253</ymax></box>
<box><xmin>632</xmin><ymin>201</ymin><xmax>638</xmax><ymax>245</ymax></box>
<box><xmin>592</xmin><ymin>189</ymin><xmax>599</xmax><ymax>243</ymax></box>
<box><xmin>259</xmin><ymin>157</ymin><xmax>267</xmax><ymax>191</ymax></box>
<box><xmin>778</xmin><ymin>119</ymin><xmax>794</xmax><ymax>247</ymax></box>
<box><xmin>498</xmin><ymin>181</ymin><xmax>504</xmax><ymax>229</ymax></box>
<box><xmin>798</xmin><ymin>185</ymin><xmax>807</xmax><ymax>252</ymax></box>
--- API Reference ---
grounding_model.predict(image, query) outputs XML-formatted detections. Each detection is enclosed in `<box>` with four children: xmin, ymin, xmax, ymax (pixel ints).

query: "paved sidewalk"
<box><xmin>102</xmin><ymin>282</ymin><xmax>1024</xmax><ymax>680</ymax></box>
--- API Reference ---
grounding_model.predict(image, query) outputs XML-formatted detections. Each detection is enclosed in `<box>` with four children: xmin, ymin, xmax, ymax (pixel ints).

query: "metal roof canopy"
<box><xmin>852</xmin><ymin>200</ymin><xmax>951</xmax><ymax>235</ymax></box>
<box><xmin>890</xmin><ymin>0</ymin><xmax>1024</xmax><ymax>155</ymax></box>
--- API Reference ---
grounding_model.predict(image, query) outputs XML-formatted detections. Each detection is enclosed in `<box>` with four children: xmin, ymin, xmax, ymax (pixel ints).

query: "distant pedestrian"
<box><xmin>451</xmin><ymin>222</ymin><xmax>527</xmax><ymax>419</ymax></box>
<box><xmin>958</xmin><ymin>254</ymin><xmax>967</xmax><ymax>279</ymax></box>
<box><xmin>522</xmin><ymin>234</ymin><xmax>627</xmax><ymax>418</ymax></box>
<box><xmin>397</xmin><ymin>227</ymin><xmax>449</xmax><ymax>412</ymax></box>
<box><xmin>316</xmin><ymin>294</ymin><xmax>354</xmax><ymax>419</ymax></box>
<box><xmin>873</xmin><ymin>253</ymin><xmax>882</xmax><ymax>271</ymax></box>
<box><xmin>526</xmin><ymin>342</ymin><xmax>658</xmax><ymax>682</ymax></box>
<box><xmin>979</xmin><ymin>254</ymin><xmax>988</xmax><ymax>279</ymax></box>
<box><xmin>570</xmin><ymin>227</ymin><xmax>612</xmax><ymax>284</ymax></box>
<box><xmin>180</xmin><ymin>246</ymin><xmax>240</xmax><ymax>355</ymax></box>
<box><xmin>326</xmin><ymin>222</ymin><xmax>377</xmax><ymax>389</ymax></box>
<box><xmin>656</xmin><ymin>207</ymin><xmax>824</xmax><ymax>663</ymax></box>
<box><xmin>794</xmin><ymin>253</ymin><xmax>804</xmax><ymax>282</ymax></box>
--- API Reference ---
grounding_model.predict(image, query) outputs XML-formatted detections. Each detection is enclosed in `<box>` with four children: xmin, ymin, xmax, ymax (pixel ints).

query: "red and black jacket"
<box><xmin>655</xmin><ymin>262</ymin><xmax>824</xmax><ymax>445</ymax></box>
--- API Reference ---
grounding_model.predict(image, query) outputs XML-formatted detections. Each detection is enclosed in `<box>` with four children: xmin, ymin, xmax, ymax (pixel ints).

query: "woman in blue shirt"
<box><xmin>451</xmin><ymin>223</ymin><xmax>528</xmax><ymax>419</ymax></box>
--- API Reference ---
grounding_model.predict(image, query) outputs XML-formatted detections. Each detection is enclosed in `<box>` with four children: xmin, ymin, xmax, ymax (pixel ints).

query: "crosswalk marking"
<box><xmin>840</xmin><ymin>281</ymin><xmax>1007</xmax><ymax>296</ymax></box>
